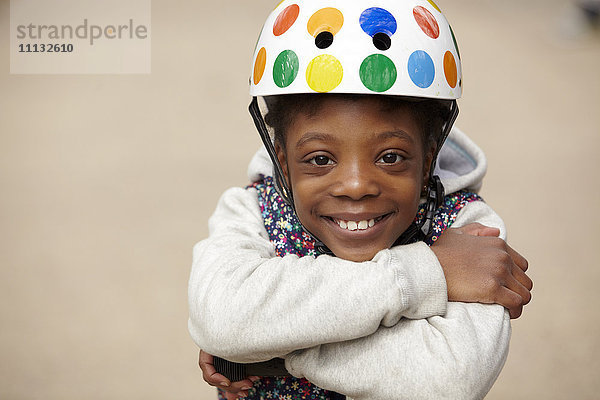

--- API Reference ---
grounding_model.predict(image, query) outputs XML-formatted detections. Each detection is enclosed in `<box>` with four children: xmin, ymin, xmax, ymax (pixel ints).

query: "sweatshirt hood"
<box><xmin>247</xmin><ymin>126</ymin><xmax>486</xmax><ymax>195</ymax></box>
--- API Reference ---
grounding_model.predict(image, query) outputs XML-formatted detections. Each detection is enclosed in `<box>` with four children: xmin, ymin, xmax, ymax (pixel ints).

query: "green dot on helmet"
<box><xmin>273</xmin><ymin>50</ymin><xmax>299</xmax><ymax>88</ymax></box>
<box><xmin>360</xmin><ymin>54</ymin><xmax>397</xmax><ymax>93</ymax></box>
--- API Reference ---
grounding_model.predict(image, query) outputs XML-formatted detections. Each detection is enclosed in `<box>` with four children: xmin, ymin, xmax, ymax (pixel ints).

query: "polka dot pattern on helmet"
<box><xmin>250</xmin><ymin>0</ymin><xmax>463</xmax><ymax>99</ymax></box>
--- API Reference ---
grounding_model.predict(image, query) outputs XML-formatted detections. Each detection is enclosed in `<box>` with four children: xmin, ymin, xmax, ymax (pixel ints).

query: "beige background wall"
<box><xmin>1</xmin><ymin>0</ymin><xmax>599</xmax><ymax>398</ymax></box>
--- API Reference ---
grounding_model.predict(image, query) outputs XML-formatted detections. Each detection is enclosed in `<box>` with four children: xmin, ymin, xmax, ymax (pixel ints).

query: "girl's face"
<box><xmin>276</xmin><ymin>96</ymin><xmax>433</xmax><ymax>262</ymax></box>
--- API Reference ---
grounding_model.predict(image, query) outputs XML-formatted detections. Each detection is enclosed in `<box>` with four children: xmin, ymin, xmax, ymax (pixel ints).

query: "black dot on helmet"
<box><xmin>373</xmin><ymin>32</ymin><xmax>392</xmax><ymax>51</ymax></box>
<box><xmin>315</xmin><ymin>31</ymin><xmax>334</xmax><ymax>49</ymax></box>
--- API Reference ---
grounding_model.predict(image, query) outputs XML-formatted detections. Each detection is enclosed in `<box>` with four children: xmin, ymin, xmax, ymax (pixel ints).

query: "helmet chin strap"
<box><xmin>249</xmin><ymin>97</ymin><xmax>294</xmax><ymax>206</ymax></box>
<box><xmin>249</xmin><ymin>97</ymin><xmax>459</xmax><ymax>253</ymax></box>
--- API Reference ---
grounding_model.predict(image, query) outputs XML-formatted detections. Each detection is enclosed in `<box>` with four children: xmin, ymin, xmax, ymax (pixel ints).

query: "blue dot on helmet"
<box><xmin>360</xmin><ymin>8</ymin><xmax>397</xmax><ymax>51</ymax></box>
<box><xmin>408</xmin><ymin>50</ymin><xmax>435</xmax><ymax>89</ymax></box>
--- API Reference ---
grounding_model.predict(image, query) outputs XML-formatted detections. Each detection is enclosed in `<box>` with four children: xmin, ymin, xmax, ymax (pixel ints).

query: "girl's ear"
<box><xmin>275</xmin><ymin>143</ymin><xmax>290</xmax><ymax>184</ymax></box>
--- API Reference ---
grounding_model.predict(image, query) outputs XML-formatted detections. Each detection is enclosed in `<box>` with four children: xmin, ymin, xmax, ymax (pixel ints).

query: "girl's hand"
<box><xmin>431</xmin><ymin>223</ymin><xmax>533</xmax><ymax>319</ymax></box>
<box><xmin>198</xmin><ymin>350</ymin><xmax>259</xmax><ymax>399</ymax></box>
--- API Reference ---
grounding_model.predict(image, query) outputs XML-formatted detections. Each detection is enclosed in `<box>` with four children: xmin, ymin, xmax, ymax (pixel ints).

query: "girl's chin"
<box><xmin>327</xmin><ymin>245</ymin><xmax>383</xmax><ymax>262</ymax></box>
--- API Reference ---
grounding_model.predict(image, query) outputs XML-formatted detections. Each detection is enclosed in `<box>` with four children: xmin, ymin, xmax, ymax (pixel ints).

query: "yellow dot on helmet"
<box><xmin>307</xmin><ymin>8</ymin><xmax>344</xmax><ymax>37</ymax></box>
<box><xmin>306</xmin><ymin>54</ymin><xmax>343</xmax><ymax>93</ymax></box>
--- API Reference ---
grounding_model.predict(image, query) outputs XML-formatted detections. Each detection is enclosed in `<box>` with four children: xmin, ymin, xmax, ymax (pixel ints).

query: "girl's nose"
<box><xmin>329</xmin><ymin>162</ymin><xmax>381</xmax><ymax>200</ymax></box>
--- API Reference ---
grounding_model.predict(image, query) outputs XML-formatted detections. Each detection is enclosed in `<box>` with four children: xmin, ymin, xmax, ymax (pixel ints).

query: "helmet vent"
<box><xmin>373</xmin><ymin>32</ymin><xmax>392</xmax><ymax>51</ymax></box>
<box><xmin>315</xmin><ymin>31</ymin><xmax>334</xmax><ymax>49</ymax></box>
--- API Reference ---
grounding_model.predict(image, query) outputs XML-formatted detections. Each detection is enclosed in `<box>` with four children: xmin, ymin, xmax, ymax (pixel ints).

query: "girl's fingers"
<box><xmin>506</xmin><ymin>244</ymin><xmax>529</xmax><ymax>272</ymax></box>
<box><xmin>497</xmin><ymin>286</ymin><xmax>524</xmax><ymax>319</ymax></box>
<box><xmin>455</xmin><ymin>223</ymin><xmax>500</xmax><ymax>237</ymax></box>
<box><xmin>476</xmin><ymin>226</ymin><xmax>501</xmax><ymax>237</ymax></box>
<box><xmin>505</xmin><ymin>273</ymin><xmax>532</xmax><ymax>306</ymax></box>
<box><xmin>198</xmin><ymin>351</ymin><xmax>259</xmax><ymax>397</ymax></box>
<box><xmin>512</xmin><ymin>263</ymin><xmax>533</xmax><ymax>292</ymax></box>
<box><xmin>225</xmin><ymin>392</ymin><xmax>240</xmax><ymax>400</ymax></box>
<box><xmin>220</xmin><ymin>379</ymin><xmax>256</xmax><ymax>397</ymax></box>
<box><xmin>199</xmin><ymin>351</ymin><xmax>258</xmax><ymax>398</ymax></box>
<box><xmin>199</xmin><ymin>351</ymin><xmax>231</xmax><ymax>387</ymax></box>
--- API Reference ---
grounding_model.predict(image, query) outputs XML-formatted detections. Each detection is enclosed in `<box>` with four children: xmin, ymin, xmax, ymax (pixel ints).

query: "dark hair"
<box><xmin>264</xmin><ymin>94</ymin><xmax>453</xmax><ymax>155</ymax></box>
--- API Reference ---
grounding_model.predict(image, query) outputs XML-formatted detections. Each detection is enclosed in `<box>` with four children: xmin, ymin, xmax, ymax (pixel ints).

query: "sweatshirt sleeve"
<box><xmin>285</xmin><ymin>303</ymin><xmax>510</xmax><ymax>400</ymax></box>
<box><xmin>283</xmin><ymin>201</ymin><xmax>512</xmax><ymax>400</ymax></box>
<box><xmin>188</xmin><ymin>187</ymin><xmax>448</xmax><ymax>362</ymax></box>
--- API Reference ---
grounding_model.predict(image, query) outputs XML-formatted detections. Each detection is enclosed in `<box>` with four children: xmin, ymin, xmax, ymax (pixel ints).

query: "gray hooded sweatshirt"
<box><xmin>188</xmin><ymin>127</ymin><xmax>511</xmax><ymax>400</ymax></box>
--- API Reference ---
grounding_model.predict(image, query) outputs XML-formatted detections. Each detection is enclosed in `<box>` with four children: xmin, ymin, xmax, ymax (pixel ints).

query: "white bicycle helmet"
<box><xmin>251</xmin><ymin>0</ymin><xmax>461</xmax><ymax>97</ymax></box>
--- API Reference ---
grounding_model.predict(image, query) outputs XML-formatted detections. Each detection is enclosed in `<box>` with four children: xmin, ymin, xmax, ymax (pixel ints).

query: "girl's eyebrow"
<box><xmin>377</xmin><ymin>130</ymin><xmax>415</xmax><ymax>144</ymax></box>
<box><xmin>295</xmin><ymin>130</ymin><xmax>414</xmax><ymax>149</ymax></box>
<box><xmin>295</xmin><ymin>132</ymin><xmax>337</xmax><ymax>149</ymax></box>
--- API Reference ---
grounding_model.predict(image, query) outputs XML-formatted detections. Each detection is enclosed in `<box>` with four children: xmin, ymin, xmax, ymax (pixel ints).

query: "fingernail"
<box><xmin>249</xmin><ymin>376</ymin><xmax>260</xmax><ymax>382</ymax></box>
<box><xmin>220</xmin><ymin>381</ymin><xmax>230</xmax><ymax>387</ymax></box>
<box><xmin>241</xmin><ymin>386</ymin><xmax>252</xmax><ymax>390</ymax></box>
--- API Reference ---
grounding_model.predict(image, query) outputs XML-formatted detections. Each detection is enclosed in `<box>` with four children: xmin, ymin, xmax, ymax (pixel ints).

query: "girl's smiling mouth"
<box><xmin>322</xmin><ymin>212</ymin><xmax>394</xmax><ymax>233</ymax></box>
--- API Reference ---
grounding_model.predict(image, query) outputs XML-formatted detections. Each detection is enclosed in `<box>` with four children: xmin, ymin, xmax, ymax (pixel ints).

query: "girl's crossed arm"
<box><xmin>189</xmin><ymin>186</ymin><xmax>530</xmax><ymax>362</ymax></box>
<box><xmin>189</xmin><ymin>186</ymin><xmax>449</xmax><ymax>362</ymax></box>
<box><xmin>195</xmin><ymin>190</ymin><xmax>530</xmax><ymax>399</ymax></box>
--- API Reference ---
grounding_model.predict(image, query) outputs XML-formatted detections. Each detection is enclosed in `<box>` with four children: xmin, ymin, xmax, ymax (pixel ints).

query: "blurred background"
<box><xmin>1</xmin><ymin>0</ymin><xmax>599</xmax><ymax>398</ymax></box>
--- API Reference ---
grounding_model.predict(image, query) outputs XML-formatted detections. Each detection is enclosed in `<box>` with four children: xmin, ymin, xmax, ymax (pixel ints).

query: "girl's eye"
<box><xmin>309</xmin><ymin>155</ymin><xmax>334</xmax><ymax>166</ymax></box>
<box><xmin>378</xmin><ymin>153</ymin><xmax>403</xmax><ymax>164</ymax></box>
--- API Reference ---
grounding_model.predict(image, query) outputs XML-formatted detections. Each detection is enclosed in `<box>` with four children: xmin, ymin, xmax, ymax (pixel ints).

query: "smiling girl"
<box><xmin>188</xmin><ymin>1</ymin><xmax>532</xmax><ymax>399</ymax></box>
<box><xmin>271</xmin><ymin>94</ymin><xmax>446</xmax><ymax>262</ymax></box>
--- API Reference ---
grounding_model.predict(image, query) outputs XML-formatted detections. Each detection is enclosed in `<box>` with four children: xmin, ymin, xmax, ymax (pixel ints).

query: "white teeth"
<box><xmin>335</xmin><ymin>218</ymin><xmax>378</xmax><ymax>231</ymax></box>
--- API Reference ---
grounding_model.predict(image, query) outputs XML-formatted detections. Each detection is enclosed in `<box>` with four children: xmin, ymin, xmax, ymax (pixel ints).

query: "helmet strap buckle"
<box><xmin>421</xmin><ymin>175</ymin><xmax>445</xmax><ymax>237</ymax></box>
